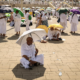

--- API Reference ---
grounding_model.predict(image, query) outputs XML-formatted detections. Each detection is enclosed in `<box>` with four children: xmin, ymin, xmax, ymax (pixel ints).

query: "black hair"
<box><xmin>25</xmin><ymin>10</ymin><xmax>29</xmax><ymax>12</ymax></box>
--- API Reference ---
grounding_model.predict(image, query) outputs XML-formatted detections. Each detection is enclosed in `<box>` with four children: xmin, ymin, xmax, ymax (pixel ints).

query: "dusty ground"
<box><xmin>0</xmin><ymin>17</ymin><xmax>80</xmax><ymax>80</ymax></box>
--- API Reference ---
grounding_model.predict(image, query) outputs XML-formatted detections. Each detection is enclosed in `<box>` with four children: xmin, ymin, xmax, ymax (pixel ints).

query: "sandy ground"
<box><xmin>0</xmin><ymin>16</ymin><xmax>80</xmax><ymax>80</ymax></box>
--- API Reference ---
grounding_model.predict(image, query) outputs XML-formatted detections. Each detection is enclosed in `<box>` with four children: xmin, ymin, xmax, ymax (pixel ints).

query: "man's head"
<box><xmin>26</xmin><ymin>37</ymin><xmax>33</xmax><ymax>45</ymax></box>
<box><xmin>50</xmin><ymin>27</ymin><xmax>54</xmax><ymax>31</ymax></box>
<box><xmin>16</xmin><ymin>10</ymin><xmax>19</xmax><ymax>14</ymax></box>
<box><xmin>11</xmin><ymin>12</ymin><xmax>13</xmax><ymax>14</ymax></box>
<box><xmin>25</xmin><ymin>10</ymin><xmax>29</xmax><ymax>13</ymax></box>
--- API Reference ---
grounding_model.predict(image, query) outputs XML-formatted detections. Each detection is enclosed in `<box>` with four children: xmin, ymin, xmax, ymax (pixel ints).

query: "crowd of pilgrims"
<box><xmin>0</xmin><ymin>8</ymin><xmax>79</xmax><ymax>69</ymax></box>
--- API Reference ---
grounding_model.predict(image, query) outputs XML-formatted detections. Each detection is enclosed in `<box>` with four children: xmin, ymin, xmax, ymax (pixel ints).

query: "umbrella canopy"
<box><xmin>21</xmin><ymin>19</ymin><xmax>25</xmax><ymax>23</ymax></box>
<box><xmin>23</xmin><ymin>7</ymin><xmax>25</xmax><ymax>10</ymax></box>
<box><xmin>1</xmin><ymin>5</ymin><xmax>11</xmax><ymax>7</ymax></box>
<box><xmin>58</xmin><ymin>8</ymin><xmax>68</xmax><ymax>14</ymax></box>
<box><xmin>25</xmin><ymin>8</ymin><xmax>30</xmax><ymax>11</ymax></box>
<box><xmin>46</xmin><ymin>9</ymin><xmax>52</xmax><ymax>13</ymax></box>
<box><xmin>37</xmin><ymin>25</ymin><xmax>48</xmax><ymax>33</ymax></box>
<box><xmin>13</xmin><ymin>8</ymin><xmax>24</xmax><ymax>17</ymax></box>
<box><xmin>16</xmin><ymin>29</ymin><xmax>46</xmax><ymax>45</ymax></box>
<box><xmin>42</xmin><ymin>7</ymin><xmax>45</xmax><ymax>10</ymax></box>
<box><xmin>48</xmin><ymin>24</ymin><xmax>63</xmax><ymax>29</ymax></box>
<box><xmin>70</xmin><ymin>9</ymin><xmax>80</xmax><ymax>14</ymax></box>
<box><xmin>35</xmin><ymin>11</ymin><xmax>39</xmax><ymax>14</ymax></box>
<box><xmin>0</xmin><ymin>6</ymin><xmax>12</xmax><ymax>13</ymax></box>
<box><xmin>29</xmin><ymin>12</ymin><xmax>32</xmax><ymax>15</ymax></box>
<box><xmin>5</xmin><ymin>13</ymin><xmax>11</xmax><ymax>17</ymax></box>
<box><xmin>40</xmin><ymin>9</ymin><xmax>44</xmax><ymax>11</ymax></box>
<box><xmin>36</xmin><ymin>7</ymin><xmax>41</xmax><ymax>9</ymax></box>
<box><xmin>47</xmin><ymin>7</ymin><xmax>52</xmax><ymax>9</ymax></box>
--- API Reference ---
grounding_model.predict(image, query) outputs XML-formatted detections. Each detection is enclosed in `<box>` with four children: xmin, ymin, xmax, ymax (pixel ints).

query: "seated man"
<box><xmin>20</xmin><ymin>37</ymin><xmax>44</xmax><ymax>70</ymax></box>
<box><xmin>48</xmin><ymin>27</ymin><xmax>61</xmax><ymax>41</ymax></box>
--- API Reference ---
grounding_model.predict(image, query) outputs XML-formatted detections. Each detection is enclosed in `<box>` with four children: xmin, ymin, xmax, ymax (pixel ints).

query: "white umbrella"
<box><xmin>0</xmin><ymin>5</ymin><xmax>12</xmax><ymax>13</ymax></box>
<box><xmin>35</xmin><ymin>10</ymin><xmax>39</xmax><ymax>14</ymax></box>
<box><xmin>46</xmin><ymin>9</ymin><xmax>52</xmax><ymax>13</ymax></box>
<box><xmin>2</xmin><ymin>7</ymin><xmax>13</xmax><ymax>11</ymax></box>
<box><xmin>16</xmin><ymin>29</ymin><xmax>46</xmax><ymax>45</ymax></box>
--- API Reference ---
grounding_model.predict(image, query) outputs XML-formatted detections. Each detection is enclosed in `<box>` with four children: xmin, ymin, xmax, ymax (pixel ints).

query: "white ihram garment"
<box><xmin>0</xmin><ymin>13</ymin><xmax>6</xmax><ymax>34</ymax></box>
<box><xmin>25</xmin><ymin>13</ymin><xmax>30</xmax><ymax>30</ymax></box>
<box><xmin>47</xmin><ymin>13</ymin><xmax>50</xmax><ymax>19</ymax></box>
<box><xmin>42</xmin><ymin>13</ymin><xmax>47</xmax><ymax>21</ymax></box>
<box><xmin>36</xmin><ymin>13</ymin><xmax>41</xmax><ymax>27</ymax></box>
<box><xmin>52</xmin><ymin>10</ymin><xmax>55</xmax><ymax>17</ymax></box>
<box><xmin>56</xmin><ymin>12</ymin><xmax>59</xmax><ymax>18</ymax></box>
<box><xmin>20</xmin><ymin>43</ymin><xmax>44</xmax><ymax>69</ymax></box>
<box><xmin>60</xmin><ymin>13</ymin><xmax>67</xmax><ymax>31</ymax></box>
<box><xmin>48</xmin><ymin>29</ymin><xmax>61</xmax><ymax>40</ymax></box>
<box><xmin>13</xmin><ymin>13</ymin><xmax>21</xmax><ymax>32</ymax></box>
<box><xmin>70</xmin><ymin>14</ymin><xmax>78</xmax><ymax>32</ymax></box>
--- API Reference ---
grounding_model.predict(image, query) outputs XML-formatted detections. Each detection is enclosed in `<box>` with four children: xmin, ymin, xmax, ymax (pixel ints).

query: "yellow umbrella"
<box><xmin>37</xmin><ymin>25</ymin><xmax>48</xmax><ymax>33</ymax></box>
<box><xmin>40</xmin><ymin>9</ymin><xmax>44</xmax><ymax>11</ymax></box>
<box><xmin>29</xmin><ymin>12</ymin><xmax>32</xmax><ymax>15</ymax></box>
<box><xmin>21</xmin><ymin>17</ymin><xmax>25</xmax><ymax>19</ymax></box>
<box><xmin>56</xmin><ymin>8</ymin><xmax>60</xmax><ymax>11</ymax></box>
<box><xmin>48</xmin><ymin>24</ymin><xmax>63</xmax><ymax>29</ymax></box>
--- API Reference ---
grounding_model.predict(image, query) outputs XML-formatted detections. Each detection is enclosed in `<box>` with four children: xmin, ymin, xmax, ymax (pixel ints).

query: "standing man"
<box><xmin>60</xmin><ymin>13</ymin><xmax>67</xmax><ymax>33</ymax></box>
<box><xmin>52</xmin><ymin>9</ymin><xmax>55</xmax><ymax>17</ymax></box>
<box><xmin>25</xmin><ymin>10</ymin><xmax>31</xmax><ymax>30</ymax></box>
<box><xmin>13</xmin><ymin>10</ymin><xmax>21</xmax><ymax>35</ymax></box>
<box><xmin>70</xmin><ymin>13</ymin><xmax>78</xmax><ymax>33</ymax></box>
<box><xmin>0</xmin><ymin>13</ymin><xmax>6</xmax><ymax>37</ymax></box>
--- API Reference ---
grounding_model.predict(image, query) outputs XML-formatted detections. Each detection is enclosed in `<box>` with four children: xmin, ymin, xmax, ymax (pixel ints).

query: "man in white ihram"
<box><xmin>20</xmin><ymin>37</ymin><xmax>44</xmax><ymax>70</ymax></box>
<box><xmin>60</xmin><ymin>13</ymin><xmax>67</xmax><ymax>33</ymax></box>
<box><xmin>25</xmin><ymin>10</ymin><xmax>30</xmax><ymax>30</ymax></box>
<box><xmin>13</xmin><ymin>10</ymin><xmax>21</xmax><ymax>35</ymax></box>
<box><xmin>70</xmin><ymin>13</ymin><xmax>78</xmax><ymax>34</ymax></box>
<box><xmin>0</xmin><ymin>13</ymin><xmax>6</xmax><ymax>37</ymax></box>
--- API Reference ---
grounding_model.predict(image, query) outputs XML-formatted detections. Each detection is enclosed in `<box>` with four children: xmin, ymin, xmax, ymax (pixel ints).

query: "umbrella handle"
<box><xmin>29</xmin><ymin>33</ymin><xmax>36</xmax><ymax>48</ymax></box>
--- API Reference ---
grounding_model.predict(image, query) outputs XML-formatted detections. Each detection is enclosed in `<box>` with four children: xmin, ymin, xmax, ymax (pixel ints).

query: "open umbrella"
<box><xmin>40</xmin><ymin>9</ymin><xmax>44</xmax><ymax>11</ymax></box>
<box><xmin>25</xmin><ymin>8</ymin><xmax>30</xmax><ymax>11</ymax></box>
<box><xmin>13</xmin><ymin>8</ymin><xmax>24</xmax><ymax>17</ymax></box>
<box><xmin>37</xmin><ymin>25</ymin><xmax>48</xmax><ymax>33</ymax></box>
<box><xmin>48</xmin><ymin>24</ymin><xmax>63</xmax><ymax>29</ymax></box>
<box><xmin>35</xmin><ymin>11</ymin><xmax>39</xmax><ymax>14</ymax></box>
<box><xmin>0</xmin><ymin>6</ymin><xmax>12</xmax><ymax>13</ymax></box>
<box><xmin>16</xmin><ymin>29</ymin><xmax>46</xmax><ymax>45</ymax></box>
<box><xmin>70</xmin><ymin>9</ymin><xmax>80</xmax><ymax>14</ymax></box>
<box><xmin>58</xmin><ymin>8</ymin><xmax>68</xmax><ymax>14</ymax></box>
<box><xmin>29</xmin><ymin>12</ymin><xmax>32</xmax><ymax>15</ymax></box>
<box><xmin>1</xmin><ymin>5</ymin><xmax>11</xmax><ymax>7</ymax></box>
<box><xmin>21</xmin><ymin>19</ymin><xmax>25</xmax><ymax>23</ymax></box>
<box><xmin>46</xmin><ymin>9</ymin><xmax>52</xmax><ymax>13</ymax></box>
<box><xmin>5</xmin><ymin>13</ymin><xmax>11</xmax><ymax>17</ymax></box>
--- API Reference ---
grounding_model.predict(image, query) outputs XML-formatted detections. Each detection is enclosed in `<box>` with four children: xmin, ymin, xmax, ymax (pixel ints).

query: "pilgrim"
<box><xmin>0</xmin><ymin>13</ymin><xmax>6</xmax><ymax>37</ymax></box>
<box><xmin>13</xmin><ymin>10</ymin><xmax>21</xmax><ymax>35</ymax></box>
<box><xmin>20</xmin><ymin>37</ymin><xmax>44</xmax><ymax>69</ymax></box>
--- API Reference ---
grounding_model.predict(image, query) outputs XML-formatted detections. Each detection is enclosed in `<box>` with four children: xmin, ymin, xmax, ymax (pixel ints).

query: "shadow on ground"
<box><xmin>8</xmin><ymin>35</ymin><xmax>19</xmax><ymax>40</ymax></box>
<box><xmin>61</xmin><ymin>32</ymin><xmax>70</xmax><ymax>36</ymax></box>
<box><xmin>0</xmin><ymin>37</ymin><xmax>8</xmax><ymax>43</ymax></box>
<box><xmin>12</xmin><ymin>64</ymin><xmax>46</xmax><ymax>80</ymax></box>
<box><xmin>48</xmin><ymin>40</ymin><xmax>64</xmax><ymax>44</ymax></box>
<box><xmin>71</xmin><ymin>33</ymin><xmax>80</xmax><ymax>36</ymax></box>
<box><xmin>7</xmin><ymin>27</ymin><xmax>14</xmax><ymax>31</ymax></box>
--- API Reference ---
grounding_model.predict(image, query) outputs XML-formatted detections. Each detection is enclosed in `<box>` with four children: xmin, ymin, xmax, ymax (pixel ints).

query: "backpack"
<box><xmin>28</xmin><ymin>15</ymin><xmax>32</xmax><ymax>20</ymax></box>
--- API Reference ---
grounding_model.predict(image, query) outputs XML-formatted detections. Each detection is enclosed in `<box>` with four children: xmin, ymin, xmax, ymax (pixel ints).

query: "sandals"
<box><xmin>34</xmin><ymin>63</ymin><xmax>40</xmax><ymax>66</ymax></box>
<box><xmin>29</xmin><ymin>64</ymin><xmax>33</xmax><ymax>70</ymax></box>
